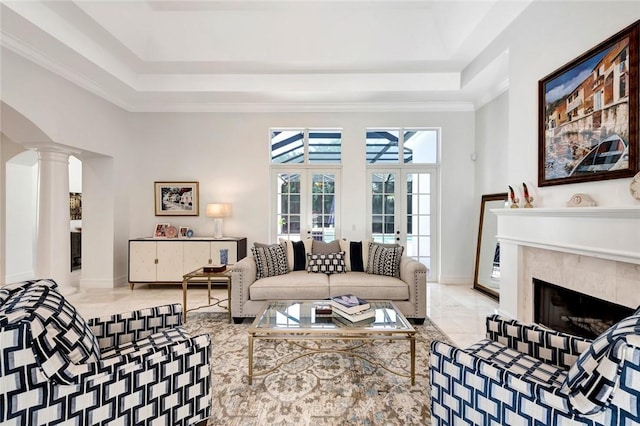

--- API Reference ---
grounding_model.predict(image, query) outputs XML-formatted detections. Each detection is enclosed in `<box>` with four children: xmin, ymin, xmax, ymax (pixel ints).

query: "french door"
<box><xmin>368</xmin><ymin>168</ymin><xmax>437</xmax><ymax>279</ymax></box>
<box><xmin>272</xmin><ymin>168</ymin><xmax>340</xmax><ymax>242</ymax></box>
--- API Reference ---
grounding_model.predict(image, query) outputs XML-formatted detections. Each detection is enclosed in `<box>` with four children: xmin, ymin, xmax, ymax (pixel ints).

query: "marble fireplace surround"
<box><xmin>493</xmin><ymin>207</ymin><xmax>640</xmax><ymax>323</ymax></box>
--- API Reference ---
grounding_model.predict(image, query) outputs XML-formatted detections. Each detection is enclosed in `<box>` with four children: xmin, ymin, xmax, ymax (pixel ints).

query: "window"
<box><xmin>366</xmin><ymin>129</ymin><xmax>438</xmax><ymax>164</ymax></box>
<box><xmin>271</xmin><ymin>129</ymin><xmax>342</xmax><ymax>164</ymax></box>
<box><xmin>366</xmin><ymin>128</ymin><xmax>439</xmax><ymax>278</ymax></box>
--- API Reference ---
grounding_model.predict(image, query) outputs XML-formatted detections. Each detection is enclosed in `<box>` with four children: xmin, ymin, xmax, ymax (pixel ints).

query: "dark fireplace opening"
<box><xmin>533</xmin><ymin>278</ymin><xmax>634</xmax><ymax>339</ymax></box>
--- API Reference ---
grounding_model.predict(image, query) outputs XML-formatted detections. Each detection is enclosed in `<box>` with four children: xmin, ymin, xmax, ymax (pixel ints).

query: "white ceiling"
<box><xmin>0</xmin><ymin>0</ymin><xmax>529</xmax><ymax>112</ymax></box>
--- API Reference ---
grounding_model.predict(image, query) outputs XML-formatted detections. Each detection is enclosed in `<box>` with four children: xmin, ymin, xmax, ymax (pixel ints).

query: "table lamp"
<box><xmin>206</xmin><ymin>203</ymin><xmax>230</xmax><ymax>239</ymax></box>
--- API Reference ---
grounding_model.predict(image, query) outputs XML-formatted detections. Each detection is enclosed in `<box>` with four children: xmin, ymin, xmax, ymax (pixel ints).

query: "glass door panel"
<box><xmin>369</xmin><ymin>169</ymin><xmax>436</xmax><ymax>279</ymax></box>
<box><xmin>276</xmin><ymin>172</ymin><xmax>302</xmax><ymax>240</ymax></box>
<box><xmin>274</xmin><ymin>169</ymin><xmax>340</xmax><ymax>242</ymax></box>
<box><xmin>405</xmin><ymin>172</ymin><xmax>433</xmax><ymax>274</ymax></box>
<box><xmin>371</xmin><ymin>172</ymin><xmax>397</xmax><ymax>244</ymax></box>
<box><xmin>311</xmin><ymin>172</ymin><xmax>336</xmax><ymax>241</ymax></box>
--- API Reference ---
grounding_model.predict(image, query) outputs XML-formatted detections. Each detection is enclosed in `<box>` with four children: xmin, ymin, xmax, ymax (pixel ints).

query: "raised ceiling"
<box><xmin>1</xmin><ymin>0</ymin><xmax>529</xmax><ymax>112</ymax></box>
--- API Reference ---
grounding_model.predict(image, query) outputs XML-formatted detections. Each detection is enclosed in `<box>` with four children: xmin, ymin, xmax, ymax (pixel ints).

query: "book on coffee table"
<box><xmin>332</xmin><ymin>306</ymin><xmax>375</xmax><ymax>322</ymax></box>
<box><xmin>329</xmin><ymin>294</ymin><xmax>370</xmax><ymax>315</ymax></box>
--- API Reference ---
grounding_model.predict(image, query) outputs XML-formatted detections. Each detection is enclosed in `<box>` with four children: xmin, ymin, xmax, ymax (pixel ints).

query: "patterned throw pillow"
<box><xmin>279</xmin><ymin>238</ymin><xmax>313</xmax><ymax>271</ymax></box>
<box><xmin>1</xmin><ymin>282</ymin><xmax>101</xmax><ymax>384</ymax></box>
<box><xmin>366</xmin><ymin>243</ymin><xmax>403</xmax><ymax>277</ymax></box>
<box><xmin>251</xmin><ymin>243</ymin><xmax>289</xmax><ymax>279</ymax></box>
<box><xmin>562</xmin><ymin>314</ymin><xmax>640</xmax><ymax>415</ymax></box>
<box><xmin>307</xmin><ymin>252</ymin><xmax>346</xmax><ymax>274</ymax></box>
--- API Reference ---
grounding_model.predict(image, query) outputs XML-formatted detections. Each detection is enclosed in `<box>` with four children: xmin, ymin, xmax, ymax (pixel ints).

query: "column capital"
<box><xmin>24</xmin><ymin>142</ymin><xmax>81</xmax><ymax>157</ymax></box>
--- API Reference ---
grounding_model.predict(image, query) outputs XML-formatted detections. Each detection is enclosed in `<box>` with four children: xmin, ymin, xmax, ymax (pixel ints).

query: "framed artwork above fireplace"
<box><xmin>538</xmin><ymin>20</ymin><xmax>639</xmax><ymax>187</ymax></box>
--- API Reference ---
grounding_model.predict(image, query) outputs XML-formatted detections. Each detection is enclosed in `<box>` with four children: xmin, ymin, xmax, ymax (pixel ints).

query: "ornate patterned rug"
<box><xmin>184</xmin><ymin>312</ymin><xmax>452</xmax><ymax>426</ymax></box>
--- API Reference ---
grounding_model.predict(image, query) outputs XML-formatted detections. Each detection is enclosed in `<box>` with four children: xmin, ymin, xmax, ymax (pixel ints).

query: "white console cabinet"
<box><xmin>128</xmin><ymin>237</ymin><xmax>247</xmax><ymax>288</ymax></box>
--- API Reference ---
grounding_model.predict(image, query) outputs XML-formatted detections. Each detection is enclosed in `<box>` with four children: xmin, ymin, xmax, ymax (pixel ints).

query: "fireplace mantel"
<box><xmin>492</xmin><ymin>206</ymin><xmax>640</xmax><ymax>321</ymax></box>
<box><xmin>492</xmin><ymin>207</ymin><xmax>640</xmax><ymax>265</ymax></box>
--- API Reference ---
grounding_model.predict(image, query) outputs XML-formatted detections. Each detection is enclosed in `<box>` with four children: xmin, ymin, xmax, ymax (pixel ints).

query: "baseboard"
<box><xmin>79</xmin><ymin>274</ymin><xmax>128</xmax><ymax>289</ymax></box>
<box><xmin>438</xmin><ymin>275</ymin><xmax>473</xmax><ymax>285</ymax></box>
<box><xmin>5</xmin><ymin>271</ymin><xmax>33</xmax><ymax>284</ymax></box>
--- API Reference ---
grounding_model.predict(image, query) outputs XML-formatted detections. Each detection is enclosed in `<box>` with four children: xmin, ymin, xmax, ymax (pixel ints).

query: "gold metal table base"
<box><xmin>182</xmin><ymin>267</ymin><xmax>232</xmax><ymax>323</ymax></box>
<box><xmin>247</xmin><ymin>334</ymin><xmax>416</xmax><ymax>385</ymax></box>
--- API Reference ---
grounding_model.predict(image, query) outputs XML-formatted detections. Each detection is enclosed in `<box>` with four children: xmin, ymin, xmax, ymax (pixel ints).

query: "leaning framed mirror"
<box><xmin>473</xmin><ymin>192</ymin><xmax>508</xmax><ymax>300</ymax></box>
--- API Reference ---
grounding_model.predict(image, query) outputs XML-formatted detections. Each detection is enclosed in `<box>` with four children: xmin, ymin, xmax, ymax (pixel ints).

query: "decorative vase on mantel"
<box><xmin>508</xmin><ymin>185</ymin><xmax>519</xmax><ymax>208</ymax></box>
<box><xmin>523</xmin><ymin>183</ymin><xmax>534</xmax><ymax>208</ymax></box>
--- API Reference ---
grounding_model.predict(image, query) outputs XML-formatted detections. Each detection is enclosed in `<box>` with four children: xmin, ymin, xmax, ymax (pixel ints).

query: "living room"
<box><xmin>1</xmin><ymin>1</ymin><xmax>640</xmax><ymax>425</ymax></box>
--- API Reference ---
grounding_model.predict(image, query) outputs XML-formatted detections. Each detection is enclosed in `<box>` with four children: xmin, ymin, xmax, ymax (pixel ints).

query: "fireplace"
<box><xmin>493</xmin><ymin>207</ymin><xmax>640</xmax><ymax>322</ymax></box>
<box><xmin>534</xmin><ymin>278</ymin><xmax>634</xmax><ymax>339</ymax></box>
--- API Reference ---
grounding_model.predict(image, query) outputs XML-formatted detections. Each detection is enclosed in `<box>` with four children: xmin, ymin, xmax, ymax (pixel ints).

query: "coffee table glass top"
<box><xmin>251</xmin><ymin>300</ymin><xmax>414</xmax><ymax>332</ymax></box>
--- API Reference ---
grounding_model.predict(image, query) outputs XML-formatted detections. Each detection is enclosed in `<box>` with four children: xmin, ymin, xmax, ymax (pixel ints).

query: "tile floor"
<box><xmin>67</xmin><ymin>272</ymin><xmax>499</xmax><ymax>349</ymax></box>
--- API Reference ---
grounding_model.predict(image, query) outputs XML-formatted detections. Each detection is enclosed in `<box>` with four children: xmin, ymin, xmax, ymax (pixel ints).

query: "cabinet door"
<box><xmin>183</xmin><ymin>241</ymin><xmax>212</xmax><ymax>273</ymax></box>
<box><xmin>129</xmin><ymin>241</ymin><xmax>157</xmax><ymax>282</ymax></box>
<box><xmin>210</xmin><ymin>241</ymin><xmax>239</xmax><ymax>264</ymax></box>
<box><xmin>156</xmin><ymin>241</ymin><xmax>184</xmax><ymax>282</ymax></box>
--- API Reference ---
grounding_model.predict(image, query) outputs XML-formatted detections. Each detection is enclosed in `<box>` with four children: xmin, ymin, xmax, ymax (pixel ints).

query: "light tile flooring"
<box><xmin>67</xmin><ymin>272</ymin><xmax>499</xmax><ymax>349</ymax></box>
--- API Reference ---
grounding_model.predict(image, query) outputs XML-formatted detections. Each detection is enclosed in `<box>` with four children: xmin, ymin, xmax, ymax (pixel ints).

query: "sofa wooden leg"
<box><xmin>412</xmin><ymin>318</ymin><xmax>425</xmax><ymax>325</ymax></box>
<box><xmin>233</xmin><ymin>317</ymin><xmax>244</xmax><ymax>324</ymax></box>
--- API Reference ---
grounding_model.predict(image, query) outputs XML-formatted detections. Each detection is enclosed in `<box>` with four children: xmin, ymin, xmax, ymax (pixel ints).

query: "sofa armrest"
<box><xmin>485</xmin><ymin>314</ymin><xmax>592</xmax><ymax>369</ymax></box>
<box><xmin>88</xmin><ymin>303</ymin><xmax>183</xmax><ymax>349</ymax></box>
<box><xmin>399</xmin><ymin>256</ymin><xmax>428</xmax><ymax>319</ymax></box>
<box><xmin>230</xmin><ymin>256</ymin><xmax>257</xmax><ymax>317</ymax></box>
<box><xmin>429</xmin><ymin>340</ymin><xmax>572</xmax><ymax>419</ymax></box>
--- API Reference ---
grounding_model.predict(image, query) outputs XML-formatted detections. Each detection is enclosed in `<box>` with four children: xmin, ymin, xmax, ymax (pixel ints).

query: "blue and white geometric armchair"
<box><xmin>430</xmin><ymin>313</ymin><xmax>640</xmax><ymax>425</ymax></box>
<box><xmin>0</xmin><ymin>279</ymin><xmax>211</xmax><ymax>425</ymax></box>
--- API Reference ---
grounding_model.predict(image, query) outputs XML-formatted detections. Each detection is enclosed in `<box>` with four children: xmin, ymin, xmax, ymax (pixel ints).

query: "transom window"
<box><xmin>271</xmin><ymin>129</ymin><xmax>342</xmax><ymax>164</ymax></box>
<box><xmin>366</xmin><ymin>128</ymin><xmax>438</xmax><ymax>164</ymax></box>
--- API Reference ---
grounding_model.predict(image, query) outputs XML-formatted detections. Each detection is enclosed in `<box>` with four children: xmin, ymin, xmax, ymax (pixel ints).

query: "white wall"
<box><xmin>1</xmin><ymin>48</ymin><xmax>133</xmax><ymax>287</ymax></box>
<box><xmin>470</xmin><ymin>1</ymin><xmax>640</xmax><ymax>208</ymax></box>
<box><xmin>2</xmin><ymin>46</ymin><xmax>477</xmax><ymax>285</ymax></box>
<box><xmin>129</xmin><ymin>111</ymin><xmax>476</xmax><ymax>283</ymax></box>
<box><xmin>475</xmin><ymin>91</ymin><xmax>509</xmax><ymax>198</ymax></box>
<box><xmin>5</xmin><ymin>156</ymin><xmax>37</xmax><ymax>282</ymax></box>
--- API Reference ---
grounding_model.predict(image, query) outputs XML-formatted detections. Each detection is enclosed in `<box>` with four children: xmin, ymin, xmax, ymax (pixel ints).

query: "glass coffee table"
<box><xmin>247</xmin><ymin>300</ymin><xmax>416</xmax><ymax>385</ymax></box>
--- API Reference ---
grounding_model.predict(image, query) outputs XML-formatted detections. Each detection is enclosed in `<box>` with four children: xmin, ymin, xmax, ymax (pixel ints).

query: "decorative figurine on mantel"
<box><xmin>522</xmin><ymin>182</ymin><xmax>534</xmax><ymax>208</ymax></box>
<box><xmin>508</xmin><ymin>185</ymin><xmax>519</xmax><ymax>208</ymax></box>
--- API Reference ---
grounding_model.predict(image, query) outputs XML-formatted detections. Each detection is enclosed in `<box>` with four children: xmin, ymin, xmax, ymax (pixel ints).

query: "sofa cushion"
<box><xmin>0</xmin><ymin>282</ymin><xmax>101</xmax><ymax>384</ymax></box>
<box><xmin>562</xmin><ymin>314</ymin><xmax>640</xmax><ymax>415</ymax></box>
<box><xmin>250</xmin><ymin>271</ymin><xmax>330</xmax><ymax>300</ymax></box>
<box><xmin>251</xmin><ymin>243</ymin><xmax>289</xmax><ymax>279</ymax></box>
<box><xmin>329</xmin><ymin>272</ymin><xmax>409</xmax><ymax>300</ymax></box>
<box><xmin>466</xmin><ymin>339</ymin><xmax>568</xmax><ymax>388</ymax></box>
<box><xmin>307</xmin><ymin>252</ymin><xmax>346</xmax><ymax>274</ymax></box>
<box><xmin>367</xmin><ymin>243</ymin><xmax>403</xmax><ymax>277</ymax></box>
<box><xmin>312</xmin><ymin>239</ymin><xmax>341</xmax><ymax>254</ymax></box>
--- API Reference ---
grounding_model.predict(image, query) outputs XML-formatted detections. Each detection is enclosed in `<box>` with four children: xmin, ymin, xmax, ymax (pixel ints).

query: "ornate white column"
<box><xmin>31</xmin><ymin>145</ymin><xmax>75</xmax><ymax>291</ymax></box>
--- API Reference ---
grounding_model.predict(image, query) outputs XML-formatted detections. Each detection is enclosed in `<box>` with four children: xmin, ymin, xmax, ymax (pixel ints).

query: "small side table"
<box><xmin>182</xmin><ymin>267</ymin><xmax>232</xmax><ymax>323</ymax></box>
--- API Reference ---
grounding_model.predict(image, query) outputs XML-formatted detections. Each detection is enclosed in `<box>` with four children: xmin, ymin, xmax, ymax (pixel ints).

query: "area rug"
<box><xmin>184</xmin><ymin>312</ymin><xmax>453</xmax><ymax>426</ymax></box>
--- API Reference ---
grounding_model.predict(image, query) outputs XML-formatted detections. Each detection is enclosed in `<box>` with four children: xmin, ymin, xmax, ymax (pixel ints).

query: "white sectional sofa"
<box><xmin>230</xmin><ymin>239</ymin><xmax>428</xmax><ymax>323</ymax></box>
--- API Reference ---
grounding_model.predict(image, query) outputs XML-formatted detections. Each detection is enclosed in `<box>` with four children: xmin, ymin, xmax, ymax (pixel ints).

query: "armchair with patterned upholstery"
<box><xmin>430</xmin><ymin>313</ymin><xmax>640</xmax><ymax>425</ymax></box>
<box><xmin>0</xmin><ymin>279</ymin><xmax>211</xmax><ymax>425</ymax></box>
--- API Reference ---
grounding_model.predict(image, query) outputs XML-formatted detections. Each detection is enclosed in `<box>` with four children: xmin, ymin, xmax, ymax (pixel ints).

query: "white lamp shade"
<box><xmin>206</xmin><ymin>203</ymin><xmax>230</xmax><ymax>218</ymax></box>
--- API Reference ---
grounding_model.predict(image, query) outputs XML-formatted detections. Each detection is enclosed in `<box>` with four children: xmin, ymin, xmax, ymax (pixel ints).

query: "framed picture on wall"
<box><xmin>538</xmin><ymin>20</ymin><xmax>638</xmax><ymax>186</ymax></box>
<box><xmin>154</xmin><ymin>181</ymin><xmax>199</xmax><ymax>216</ymax></box>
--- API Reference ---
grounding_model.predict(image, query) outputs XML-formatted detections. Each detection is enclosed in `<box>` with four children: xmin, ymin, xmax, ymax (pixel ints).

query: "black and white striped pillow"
<box><xmin>307</xmin><ymin>252</ymin><xmax>346</xmax><ymax>274</ymax></box>
<box><xmin>366</xmin><ymin>243</ymin><xmax>403</xmax><ymax>277</ymax></box>
<box><xmin>251</xmin><ymin>243</ymin><xmax>289</xmax><ymax>279</ymax></box>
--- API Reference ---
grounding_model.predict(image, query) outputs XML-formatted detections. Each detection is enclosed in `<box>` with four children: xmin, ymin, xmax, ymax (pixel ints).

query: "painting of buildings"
<box><xmin>542</xmin><ymin>36</ymin><xmax>630</xmax><ymax>182</ymax></box>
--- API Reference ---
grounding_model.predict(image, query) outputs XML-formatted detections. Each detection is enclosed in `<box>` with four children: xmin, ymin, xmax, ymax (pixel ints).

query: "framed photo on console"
<box><xmin>154</xmin><ymin>181</ymin><xmax>199</xmax><ymax>216</ymax></box>
<box><xmin>538</xmin><ymin>20</ymin><xmax>638</xmax><ymax>187</ymax></box>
